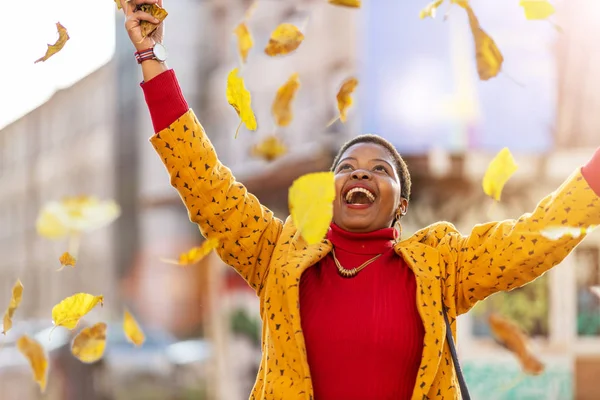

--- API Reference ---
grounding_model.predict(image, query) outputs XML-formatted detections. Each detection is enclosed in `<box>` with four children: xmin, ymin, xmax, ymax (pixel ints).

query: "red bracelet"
<box><xmin>134</xmin><ymin>48</ymin><xmax>155</xmax><ymax>64</ymax></box>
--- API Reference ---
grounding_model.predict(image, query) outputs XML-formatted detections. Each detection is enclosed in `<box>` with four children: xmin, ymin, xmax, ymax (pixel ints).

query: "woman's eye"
<box><xmin>338</xmin><ymin>164</ymin><xmax>352</xmax><ymax>171</ymax></box>
<box><xmin>374</xmin><ymin>165</ymin><xmax>388</xmax><ymax>173</ymax></box>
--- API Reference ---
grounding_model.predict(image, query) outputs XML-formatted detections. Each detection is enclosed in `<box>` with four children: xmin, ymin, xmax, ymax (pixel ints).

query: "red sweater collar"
<box><xmin>326</xmin><ymin>223</ymin><xmax>395</xmax><ymax>255</ymax></box>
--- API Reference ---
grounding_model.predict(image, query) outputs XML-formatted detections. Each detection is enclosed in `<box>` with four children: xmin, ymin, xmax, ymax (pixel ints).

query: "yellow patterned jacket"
<box><xmin>151</xmin><ymin>110</ymin><xmax>600</xmax><ymax>400</ymax></box>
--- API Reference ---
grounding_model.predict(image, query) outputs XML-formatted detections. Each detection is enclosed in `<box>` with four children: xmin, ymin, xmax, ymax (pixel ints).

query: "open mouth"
<box><xmin>344</xmin><ymin>187</ymin><xmax>376</xmax><ymax>205</ymax></box>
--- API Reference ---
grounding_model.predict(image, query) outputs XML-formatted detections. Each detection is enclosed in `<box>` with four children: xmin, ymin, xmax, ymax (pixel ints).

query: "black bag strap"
<box><xmin>442</xmin><ymin>307</ymin><xmax>471</xmax><ymax>400</ymax></box>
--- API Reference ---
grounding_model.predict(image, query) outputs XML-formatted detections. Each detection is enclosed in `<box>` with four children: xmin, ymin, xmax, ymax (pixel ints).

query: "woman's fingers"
<box><xmin>120</xmin><ymin>0</ymin><xmax>159</xmax><ymax>15</ymax></box>
<box><xmin>131</xmin><ymin>10</ymin><xmax>160</xmax><ymax>24</ymax></box>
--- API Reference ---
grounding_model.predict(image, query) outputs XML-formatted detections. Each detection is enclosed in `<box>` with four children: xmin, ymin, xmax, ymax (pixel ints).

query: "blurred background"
<box><xmin>1</xmin><ymin>0</ymin><xmax>599</xmax><ymax>399</ymax></box>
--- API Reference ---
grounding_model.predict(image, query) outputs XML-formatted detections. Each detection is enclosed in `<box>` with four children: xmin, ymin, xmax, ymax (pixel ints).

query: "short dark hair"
<box><xmin>330</xmin><ymin>134</ymin><xmax>411</xmax><ymax>201</ymax></box>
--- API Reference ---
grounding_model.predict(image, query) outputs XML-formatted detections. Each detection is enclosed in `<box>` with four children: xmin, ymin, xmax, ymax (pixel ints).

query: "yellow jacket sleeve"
<box><xmin>442</xmin><ymin>169</ymin><xmax>600</xmax><ymax>315</ymax></box>
<box><xmin>150</xmin><ymin>110</ymin><xmax>283</xmax><ymax>294</ymax></box>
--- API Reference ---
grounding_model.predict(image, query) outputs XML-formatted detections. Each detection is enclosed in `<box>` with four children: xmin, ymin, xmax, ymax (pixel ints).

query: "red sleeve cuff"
<box><xmin>140</xmin><ymin>69</ymin><xmax>189</xmax><ymax>133</ymax></box>
<box><xmin>581</xmin><ymin>147</ymin><xmax>600</xmax><ymax>196</ymax></box>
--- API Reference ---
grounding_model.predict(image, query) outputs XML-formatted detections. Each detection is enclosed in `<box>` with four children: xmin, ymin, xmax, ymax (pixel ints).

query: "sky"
<box><xmin>0</xmin><ymin>0</ymin><xmax>116</xmax><ymax>129</ymax></box>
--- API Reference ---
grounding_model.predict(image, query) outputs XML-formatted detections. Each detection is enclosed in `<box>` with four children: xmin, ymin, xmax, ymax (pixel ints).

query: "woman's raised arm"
<box><xmin>122</xmin><ymin>0</ymin><xmax>283</xmax><ymax>295</ymax></box>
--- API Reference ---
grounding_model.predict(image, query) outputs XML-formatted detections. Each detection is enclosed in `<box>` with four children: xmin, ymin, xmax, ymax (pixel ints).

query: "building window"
<box><xmin>575</xmin><ymin>247</ymin><xmax>600</xmax><ymax>337</ymax></box>
<box><xmin>471</xmin><ymin>274</ymin><xmax>550</xmax><ymax>338</ymax></box>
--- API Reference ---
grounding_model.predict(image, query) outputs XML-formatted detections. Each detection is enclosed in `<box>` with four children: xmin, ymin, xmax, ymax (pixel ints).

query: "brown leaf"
<box><xmin>488</xmin><ymin>313</ymin><xmax>544</xmax><ymax>375</ymax></box>
<box><xmin>455</xmin><ymin>1</ymin><xmax>503</xmax><ymax>80</ymax></box>
<box><xmin>272</xmin><ymin>73</ymin><xmax>301</xmax><ymax>127</ymax></box>
<box><xmin>34</xmin><ymin>22</ymin><xmax>70</xmax><ymax>64</ymax></box>
<box><xmin>2</xmin><ymin>280</ymin><xmax>23</xmax><ymax>335</ymax></box>
<box><xmin>57</xmin><ymin>252</ymin><xmax>77</xmax><ymax>271</ymax></box>
<box><xmin>264</xmin><ymin>23</ymin><xmax>305</xmax><ymax>56</ymax></box>
<box><xmin>138</xmin><ymin>4</ymin><xmax>168</xmax><ymax>38</ymax></box>
<box><xmin>328</xmin><ymin>0</ymin><xmax>361</xmax><ymax>7</ymax></box>
<box><xmin>234</xmin><ymin>23</ymin><xmax>254</xmax><ymax>63</ymax></box>
<box><xmin>251</xmin><ymin>135</ymin><xmax>288</xmax><ymax>162</ymax></box>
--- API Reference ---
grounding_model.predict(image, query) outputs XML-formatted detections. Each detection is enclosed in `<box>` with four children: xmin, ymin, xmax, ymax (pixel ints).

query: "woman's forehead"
<box><xmin>341</xmin><ymin>142</ymin><xmax>394</xmax><ymax>162</ymax></box>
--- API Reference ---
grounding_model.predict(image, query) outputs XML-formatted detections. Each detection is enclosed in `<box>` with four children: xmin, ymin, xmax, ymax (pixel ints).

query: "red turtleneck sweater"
<box><xmin>141</xmin><ymin>69</ymin><xmax>600</xmax><ymax>400</ymax></box>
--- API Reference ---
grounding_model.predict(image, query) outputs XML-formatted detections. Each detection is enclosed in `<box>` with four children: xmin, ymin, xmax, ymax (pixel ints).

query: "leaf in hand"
<box><xmin>123</xmin><ymin>310</ymin><xmax>146</xmax><ymax>346</ymax></box>
<box><xmin>36</xmin><ymin>196</ymin><xmax>121</xmax><ymax>240</ymax></box>
<box><xmin>70</xmin><ymin>322</ymin><xmax>107</xmax><ymax>363</ymax></box>
<box><xmin>540</xmin><ymin>226</ymin><xmax>596</xmax><ymax>241</ymax></box>
<box><xmin>272</xmin><ymin>73</ymin><xmax>301</xmax><ymax>127</ymax></box>
<box><xmin>251</xmin><ymin>135</ymin><xmax>288</xmax><ymax>162</ymax></box>
<box><xmin>57</xmin><ymin>252</ymin><xmax>77</xmax><ymax>271</ymax></box>
<box><xmin>328</xmin><ymin>0</ymin><xmax>361</xmax><ymax>7</ymax></box>
<box><xmin>2</xmin><ymin>280</ymin><xmax>23</xmax><ymax>335</ymax></box>
<box><xmin>289</xmin><ymin>172</ymin><xmax>335</xmax><ymax>245</ymax></box>
<box><xmin>234</xmin><ymin>23</ymin><xmax>254</xmax><ymax>63</ymax></box>
<box><xmin>264</xmin><ymin>23</ymin><xmax>305</xmax><ymax>56</ymax></box>
<box><xmin>17</xmin><ymin>336</ymin><xmax>48</xmax><ymax>392</ymax></box>
<box><xmin>519</xmin><ymin>0</ymin><xmax>555</xmax><ymax>20</ymax></box>
<box><xmin>160</xmin><ymin>238</ymin><xmax>219</xmax><ymax>266</ymax></box>
<box><xmin>52</xmin><ymin>293</ymin><xmax>104</xmax><ymax>330</ymax></box>
<box><xmin>335</xmin><ymin>77</ymin><xmax>359</xmax><ymax>123</ymax></box>
<box><xmin>226</xmin><ymin>68</ymin><xmax>257</xmax><ymax>138</ymax></box>
<box><xmin>420</xmin><ymin>0</ymin><xmax>445</xmax><ymax>19</ymax></box>
<box><xmin>482</xmin><ymin>147</ymin><xmax>517</xmax><ymax>201</ymax></box>
<box><xmin>456</xmin><ymin>1</ymin><xmax>503</xmax><ymax>80</ymax></box>
<box><xmin>489</xmin><ymin>313</ymin><xmax>544</xmax><ymax>375</ymax></box>
<box><xmin>138</xmin><ymin>4</ymin><xmax>168</xmax><ymax>38</ymax></box>
<box><xmin>34</xmin><ymin>22</ymin><xmax>70</xmax><ymax>64</ymax></box>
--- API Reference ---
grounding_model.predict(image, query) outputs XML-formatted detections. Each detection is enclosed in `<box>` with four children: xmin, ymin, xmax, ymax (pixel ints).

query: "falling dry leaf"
<box><xmin>226</xmin><ymin>68</ymin><xmax>257</xmax><ymax>138</ymax></box>
<box><xmin>328</xmin><ymin>0</ymin><xmax>361</xmax><ymax>7</ymax></box>
<box><xmin>123</xmin><ymin>310</ymin><xmax>145</xmax><ymax>346</ymax></box>
<box><xmin>289</xmin><ymin>172</ymin><xmax>336</xmax><ymax>245</ymax></box>
<box><xmin>264</xmin><ymin>23</ymin><xmax>305</xmax><ymax>56</ymax></box>
<box><xmin>34</xmin><ymin>22</ymin><xmax>70</xmax><ymax>64</ymax></box>
<box><xmin>57</xmin><ymin>252</ymin><xmax>77</xmax><ymax>271</ymax></box>
<box><xmin>540</xmin><ymin>226</ymin><xmax>597</xmax><ymax>241</ymax></box>
<box><xmin>2</xmin><ymin>280</ymin><xmax>23</xmax><ymax>335</ymax></box>
<box><xmin>114</xmin><ymin>0</ymin><xmax>122</xmax><ymax>10</ymax></box>
<box><xmin>251</xmin><ymin>135</ymin><xmax>288</xmax><ymax>162</ymax></box>
<box><xmin>482</xmin><ymin>147</ymin><xmax>517</xmax><ymax>201</ymax></box>
<box><xmin>234</xmin><ymin>23</ymin><xmax>254</xmax><ymax>63</ymax></box>
<box><xmin>272</xmin><ymin>73</ymin><xmax>301</xmax><ymax>127</ymax></box>
<box><xmin>71</xmin><ymin>322</ymin><xmax>107</xmax><ymax>363</ymax></box>
<box><xmin>519</xmin><ymin>0</ymin><xmax>555</xmax><ymax>20</ymax></box>
<box><xmin>17</xmin><ymin>335</ymin><xmax>48</xmax><ymax>392</ymax></box>
<box><xmin>333</xmin><ymin>77</ymin><xmax>359</xmax><ymax>124</ymax></box>
<box><xmin>591</xmin><ymin>286</ymin><xmax>600</xmax><ymax>299</ymax></box>
<box><xmin>36</xmin><ymin>196</ymin><xmax>121</xmax><ymax>240</ymax></box>
<box><xmin>161</xmin><ymin>238</ymin><xmax>219</xmax><ymax>266</ymax></box>
<box><xmin>455</xmin><ymin>1</ymin><xmax>503</xmax><ymax>80</ymax></box>
<box><xmin>420</xmin><ymin>0</ymin><xmax>445</xmax><ymax>19</ymax></box>
<box><xmin>489</xmin><ymin>313</ymin><xmax>544</xmax><ymax>375</ymax></box>
<box><xmin>138</xmin><ymin>4</ymin><xmax>168</xmax><ymax>38</ymax></box>
<box><xmin>52</xmin><ymin>293</ymin><xmax>104</xmax><ymax>330</ymax></box>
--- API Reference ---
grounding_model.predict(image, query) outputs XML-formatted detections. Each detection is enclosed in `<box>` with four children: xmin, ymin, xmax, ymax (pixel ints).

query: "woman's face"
<box><xmin>332</xmin><ymin>142</ymin><xmax>408</xmax><ymax>233</ymax></box>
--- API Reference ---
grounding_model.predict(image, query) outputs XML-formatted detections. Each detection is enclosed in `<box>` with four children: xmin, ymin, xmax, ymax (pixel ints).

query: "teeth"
<box><xmin>345</xmin><ymin>187</ymin><xmax>375</xmax><ymax>203</ymax></box>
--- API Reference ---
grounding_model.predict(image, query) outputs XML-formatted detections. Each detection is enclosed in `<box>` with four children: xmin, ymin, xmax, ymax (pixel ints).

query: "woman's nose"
<box><xmin>351</xmin><ymin>169</ymin><xmax>372</xmax><ymax>180</ymax></box>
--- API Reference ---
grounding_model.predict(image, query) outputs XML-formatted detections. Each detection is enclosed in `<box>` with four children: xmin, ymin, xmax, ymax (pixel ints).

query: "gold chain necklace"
<box><xmin>331</xmin><ymin>248</ymin><xmax>383</xmax><ymax>278</ymax></box>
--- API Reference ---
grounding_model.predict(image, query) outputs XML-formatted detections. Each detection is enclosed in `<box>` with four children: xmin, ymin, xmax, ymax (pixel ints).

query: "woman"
<box><xmin>122</xmin><ymin>1</ymin><xmax>600</xmax><ymax>398</ymax></box>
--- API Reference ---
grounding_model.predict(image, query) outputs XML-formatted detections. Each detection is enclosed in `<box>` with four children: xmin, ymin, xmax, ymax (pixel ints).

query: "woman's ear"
<box><xmin>398</xmin><ymin>198</ymin><xmax>408</xmax><ymax>216</ymax></box>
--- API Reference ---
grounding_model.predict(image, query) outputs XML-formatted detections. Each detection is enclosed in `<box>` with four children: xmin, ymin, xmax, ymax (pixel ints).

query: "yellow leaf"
<box><xmin>57</xmin><ymin>252</ymin><xmax>77</xmax><ymax>271</ymax></box>
<box><xmin>17</xmin><ymin>335</ymin><xmax>48</xmax><ymax>393</ymax></box>
<box><xmin>540</xmin><ymin>226</ymin><xmax>597</xmax><ymax>241</ymax></box>
<box><xmin>114</xmin><ymin>0</ymin><xmax>122</xmax><ymax>10</ymax></box>
<box><xmin>52</xmin><ymin>293</ymin><xmax>104</xmax><ymax>330</ymax></box>
<box><xmin>234</xmin><ymin>22</ymin><xmax>254</xmax><ymax>63</ymax></box>
<box><xmin>226</xmin><ymin>68</ymin><xmax>257</xmax><ymax>138</ymax></box>
<box><xmin>138</xmin><ymin>4</ymin><xmax>168</xmax><ymax>38</ymax></box>
<box><xmin>160</xmin><ymin>238</ymin><xmax>219</xmax><ymax>266</ymax></box>
<box><xmin>272</xmin><ymin>73</ymin><xmax>301</xmax><ymax>127</ymax></box>
<box><xmin>36</xmin><ymin>196</ymin><xmax>121</xmax><ymax>240</ymax></box>
<box><xmin>70</xmin><ymin>322</ymin><xmax>107</xmax><ymax>363</ymax></box>
<box><xmin>519</xmin><ymin>0</ymin><xmax>555</xmax><ymax>20</ymax></box>
<box><xmin>35</xmin><ymin>22</ymin><xmax>70</xmax><ymax>64</ymax></box>
<box><xmin>457</xmin><ymin>2</ymin><xmax>504</xmax><ymax>80</ymax></box>
<box><xmin>123</xmin><ymin>310</ymin><xmax>146</xmax><ymax>346</ymax></box>
<box><xmin>336</xmin><ymin>77</ymin><xmax>359</xmax><ymax>123</ymax></box>
<box><xmin>328</xmin><ymin>0</ymin><xmax>361</xmax><ymax>7</ymax></box>
<box><xmin>420</xmin><ymin>0</ymin><xmax>444</xmax><ymax>19</ymax></box>
<box><xmin>289</xmin><ymin>172</ymin><xmax>336</xmax><ymax>245</ymax></box>
<box><xmin>489</xmin><ymin>313</ymin><xmax>544</xmax><ymax>375</ymax></box>
<box><xmin>264</xmin><ymin>23</ymin><xmax>305</xmax><ymax>56</ymax></box>
<box><xmin>482</xmin><ymin>147</ymin><xmax>517</xmax><ymax>201</ymax></box>
<box><xmin>251</xmin><ymin>135</ymin><xmax>288</xmax><ymax>162</ymax></box>
<box><xmin>2</xmin><ymin>280</ymin><xmax>23</xmax><ymax>335</ymax></box>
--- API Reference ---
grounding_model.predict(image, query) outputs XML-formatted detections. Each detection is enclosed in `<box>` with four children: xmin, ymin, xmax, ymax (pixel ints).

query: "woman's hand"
<box><xmin>119</xmin><ymin>0</ymin><xmax>165</xmax><ymax>52</ymax></box>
